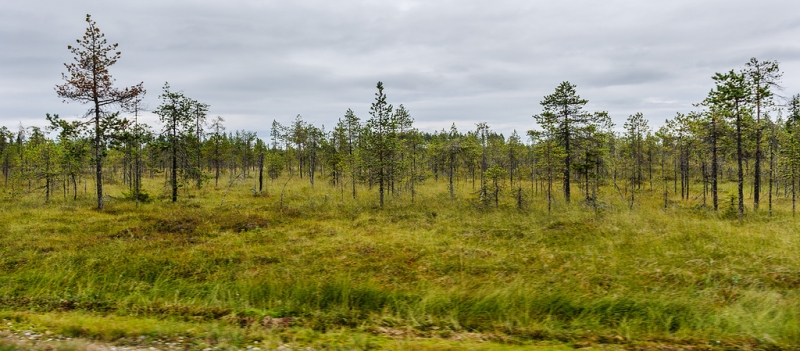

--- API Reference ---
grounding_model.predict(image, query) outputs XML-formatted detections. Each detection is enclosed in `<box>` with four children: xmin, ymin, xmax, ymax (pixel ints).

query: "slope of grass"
<box><xmin>0</xmin><ymin>176</ymin><xmax>798</xmax><ymax>349</ymax></box>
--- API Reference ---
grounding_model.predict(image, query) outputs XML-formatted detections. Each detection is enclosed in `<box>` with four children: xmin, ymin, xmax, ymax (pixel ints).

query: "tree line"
<box><xmin>3</xmin><ymin>15</ymin><xmax>800</xmax><ymax>220</ymax></box>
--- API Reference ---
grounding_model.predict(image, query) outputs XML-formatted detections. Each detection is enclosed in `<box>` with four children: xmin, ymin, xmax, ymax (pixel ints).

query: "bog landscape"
<box><xmin>2</xmin><ymin>14</ymin><xmax>800</xmax><ymax>351</ymax></box>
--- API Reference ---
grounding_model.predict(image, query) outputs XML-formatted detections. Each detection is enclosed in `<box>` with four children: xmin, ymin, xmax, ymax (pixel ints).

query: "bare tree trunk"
<box><xmin>448</xmin><ymin>152</ymin><xmax>455</xmax><ymax>199</ymax></box>
<box><xmin>702</xmin><ymin>161</ymin><xmax>707</xmax><ymax>207</ymax></box>
<box><xmin>564</xmin><ymin>126</ymin><xmax>571</xmax><ymax>204</ymax></box>
<box><xmin>768</xmin><ymin>127</ymin><xmax>775</xmax><ymax>216</ymax></box>
<box><xmin>793</xmin><ymin>170</ymin><xmax>797</xmax><ymax>217</ymax></box>
<box><xmin>754</xmin><ymin>101</ymin><xmax>762</xmax><ymax>212</ymax></box>
<box><xmin>94</xmin><ymin>100</ymin><xmax>103</xmax><ymax>210</ymax></box>
<box><xmin>215</xmin><ymin>154</ymin><xmax>220</xmax><ymax>187</ymax></box>
<box><xmin>196</xmin><ymin>120</ymin><xmax>202</xmax><ymax>190</ymax></box>
<box><xmin>72</xmin><ymin>174</ymin><xmax>77</xmax><ymax>201</ymax></box>
<box><xmin>411</xmin><ymin>144</ymin><xmax>416</xmax><ymax>203</ymax></box>
<box><xmin>171</xmin><ymin>124</ymin><xmax>178</xmax><ymax>203</ymax></box>
<box><xmin>45</xmin><ymin>148</ymin><xmax>50</xmax><ymax>203</ymax></box>
<box><xmin>662</xmin><ymin>148</ymin><xmax>668</xmax><ymax>210</ymax></box>
<box><xmin>494</xmin><ymin>177</ymin><xmax>499</xmax><ymax>207</ymax></box>
<box><xmin>736</xmin><ymin>112</ymin><xmax>744</xmax><ymax>222</ymax></box>
<box><xmin>3</xmin><ymin>153</ymin><xmax>8</xmax><ymax>186</ymax></box>
<box><xmin>712</xmin><ymin>117</ymin><xmax>718</xmax><ymax>211</ymax></box>
<box><xmin>258</xmin><ymin>152</ymin><xmax>264</xmax><ymax>194</ymax></box>
<box><xmin>673</xmin><ymin>154</ymin><xmax>678</xmax><ymax>196</ymax></box>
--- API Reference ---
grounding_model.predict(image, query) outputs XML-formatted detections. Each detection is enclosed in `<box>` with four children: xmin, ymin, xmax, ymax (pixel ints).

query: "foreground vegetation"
<box><xmin>1</xmin><ymin>176</ymin><xmax>799</xmax><ymax>350</ymax></box>
<box><xmin>2</xmin><ymin>14</ymin><xmax>800</xmax><ymax>350</ymax></box>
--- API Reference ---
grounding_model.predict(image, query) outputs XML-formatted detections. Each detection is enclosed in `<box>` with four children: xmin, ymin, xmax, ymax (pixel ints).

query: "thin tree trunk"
<box><xmin>564</xmin><ymin>125</ymin><xmax>571</xmax><ymax>204</ymax></box>
<box><xmin>449</xmin><ymin>151</ymin><xmax>455</xmax><ymax>199</ymax></box>
<box><xmin>712</xmin><ymin>117</ymin><xmax>718</xmax><ymax>211</ymax></box>
<box><xmin>94</xmin><ymin>97</ymin><xmax>103</xmax><ymax>210</ymax></box>
<box><xmin>702</xmin><ymin>161</ymin><xmax>707</xmax><ymax>207</ymax></box>
<box><xmin>547</xmin><ymin>142</ymin><xmax>552</xmax><ymax>216</ymax></box>
<box><xmin>768</xmin><ymin>126</ymin><xmax>775</xmax><ymax>216</ymax></box>
<box><xmin>258</xmin><ymin>152</ymin><xmax>264</xmax><ymax>194</ymax></box>
<box><xmin>663</xmin><ymin>148</ymin><xmax>668</xmax><ymax>210</ymax></box>
<box><xmin>793</xmin><ymin>171</ymin><xmax>796</xmax><ymax>217</ymax></box>
<box><xmin>171</xmin><ymin>122</ymin><xmax>178</xmax><ymax>203</ymax></box>
<box><xmin>411</xmin><ymin>143</ymin><xmax>416</xmax><ymax>203</ymax></box>
<box><xmin>72</xmin><ymin>174</ymin><xmax>77</xmax><ymax>201</ymax></box>
<box><xmin>45</xmin><ymin>148</ymin><xmax>50</xmax><ymax>203</ymax></box>
<box><xmin>737</xmin><ymin>112</ymin><xmax>744</xmax><ymax>222</ymax></box>
<box><xmin>754</xmin><ymin>100</ymin><xmax>762</xmax><ymax>212</ymax></box>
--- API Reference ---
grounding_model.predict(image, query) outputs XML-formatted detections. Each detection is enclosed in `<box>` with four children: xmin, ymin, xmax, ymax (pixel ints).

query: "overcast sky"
<box><xmin>3</xmin><ymin>0</ymin><xmax>800</xmax><ymax>139</ymax></box>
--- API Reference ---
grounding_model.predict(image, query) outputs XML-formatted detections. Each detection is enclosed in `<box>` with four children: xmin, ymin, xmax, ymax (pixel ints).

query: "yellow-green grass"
<box><xmin>0</xmin><ymin>175</ymin><xmax>798</xmax><ymax>349</ymax></box>
<box><xmin>0</xmin><ymin>311</ymin><xmax>580</xmax><ymax>350</ymax></box>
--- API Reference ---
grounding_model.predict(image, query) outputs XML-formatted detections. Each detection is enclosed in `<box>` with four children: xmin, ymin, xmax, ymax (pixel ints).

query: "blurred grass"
<box><xmin>0</xmin><ymin>175</ymin><xmax>799</xmax><ymax>349</ymax></box>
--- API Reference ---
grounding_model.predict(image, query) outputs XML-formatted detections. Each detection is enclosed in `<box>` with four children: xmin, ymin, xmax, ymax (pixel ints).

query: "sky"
<box><xmin>3</xmin><ymin>0</ymin><xmax>800</xmax><ymax>139</ymax></box>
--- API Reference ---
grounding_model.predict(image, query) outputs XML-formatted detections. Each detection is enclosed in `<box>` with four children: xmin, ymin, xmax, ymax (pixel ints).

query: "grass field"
<box><xmin>0</xmin><ymin>175</ymin><xmax>799</xmax><ymax>350</ymax></box>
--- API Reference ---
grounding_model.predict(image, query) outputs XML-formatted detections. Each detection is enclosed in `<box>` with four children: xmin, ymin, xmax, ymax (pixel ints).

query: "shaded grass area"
<box><xmin>1</xmin><ymin>178</ymin><xmax>799</xmax><ymax>349</ymax></box>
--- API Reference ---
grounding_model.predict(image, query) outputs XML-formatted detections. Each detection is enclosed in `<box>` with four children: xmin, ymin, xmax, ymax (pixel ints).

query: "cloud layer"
<box><xmin>3</xmin><ymin>0</ymin><xmax>800</xmax><ymax>137</ymax></box>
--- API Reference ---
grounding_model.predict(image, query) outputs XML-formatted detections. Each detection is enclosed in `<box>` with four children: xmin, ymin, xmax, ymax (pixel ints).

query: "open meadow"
<box><xmin>1</xmin><ymin>176</ymin><xmax>799</xmax><ymax>350</ymax></box>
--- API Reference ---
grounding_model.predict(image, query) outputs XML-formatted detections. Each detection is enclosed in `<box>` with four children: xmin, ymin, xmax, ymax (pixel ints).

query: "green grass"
<box><xmin>0</xmin><ymin>175</ymin><xmax>799</xmax><ymax>349</ymax></box>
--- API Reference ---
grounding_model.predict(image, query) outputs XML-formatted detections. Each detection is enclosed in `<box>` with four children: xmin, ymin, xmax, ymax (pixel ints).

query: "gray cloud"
<box><xmin>2</xmin><ymin>0</ymin><xmax>800</xmax><ymax>138</ymax></box>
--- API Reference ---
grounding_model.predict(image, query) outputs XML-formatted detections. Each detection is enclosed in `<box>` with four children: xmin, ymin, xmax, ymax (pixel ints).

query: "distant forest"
<box><xmin>2</xmin><ymin>15</ymin><xmax>799</xmax><ymax>220</ymax></box>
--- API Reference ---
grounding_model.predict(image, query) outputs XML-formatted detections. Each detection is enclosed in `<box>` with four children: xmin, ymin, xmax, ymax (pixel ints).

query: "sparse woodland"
<box><xmin>5</xmin><ymin>56</ymin><xmax>800</xmax><ymax>220</ymax></box>
<box><xmin>2</xmin><ymin>14</ymin><xmax>800</xmax><ymax>351</ymax></box>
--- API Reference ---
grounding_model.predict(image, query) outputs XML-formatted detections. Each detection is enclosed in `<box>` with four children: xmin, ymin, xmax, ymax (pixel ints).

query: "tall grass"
<box><xmin>0</xmin><ymin>175</ymin><xmax>798</xmax><ymax>348</ymax></box>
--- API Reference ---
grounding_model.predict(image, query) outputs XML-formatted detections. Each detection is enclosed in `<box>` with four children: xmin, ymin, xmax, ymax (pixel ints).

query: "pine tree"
<box><xmin>55</xmin><ymin>14</ymin><xmax>144</xmax><ymax>209</ymax></box>
<box><xmin>710</xmin><ymin>70</ymin><xmax>750</xmax><ymax>221</ymax></box>
<box><xmin>534</xmin><ymin>82</ymin><xmax>602</xmax><ymax>204</ymax></box>
<box><xmin>0</xmin><ymin>127</ymin><xmax>12</xmax><ymax>187</ymax></box>
<box><xmin>784</xmin><ymin>94</ymin><xmax>800</xmax><ymax>216</ymax></box>
<box><xmin>656</xmin><ymin>125</ymin><xmax>675</xmax><ymax>210</ymax></box>
<box><xmin>364</xmin><ymin>81</ymin><xmax>396</xmax><ymax>207</ymax></box>
<box><xmin>745</xmin><ymin>58</ymin><xmax>782</xmax><ymax>212</ymax></box>
<box><xmin>46</xmin><ymin>113</ymin><xmax>89</xmax><ymax>201</ymax></box>
<box><xmin>154</xmin><ymin>83</ymin><xmax>198</xmax><ymax>203</ymax></box>
<box><xmin>191</xmin><ymin>100</ymin><xmax>209</xmax><ymax>189</ymax></box>
<box><xmin>343</xmin><ymin>109</ymin><xmax>361</xmax><ymax>199</ymax></box>
<box><xmin>209</xmin><ymin>116</ymin><xmax>226</xmax><ymax>186</ymax></box>
<box><xmin>624</xmin><ymin>112</ymin><xmax>649</xmax><ymax>192</ymax></box>
<box><xmin>698</xmin><ymin>100</ymin><xmax>726</xmax><ymax>211</ymax></box>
